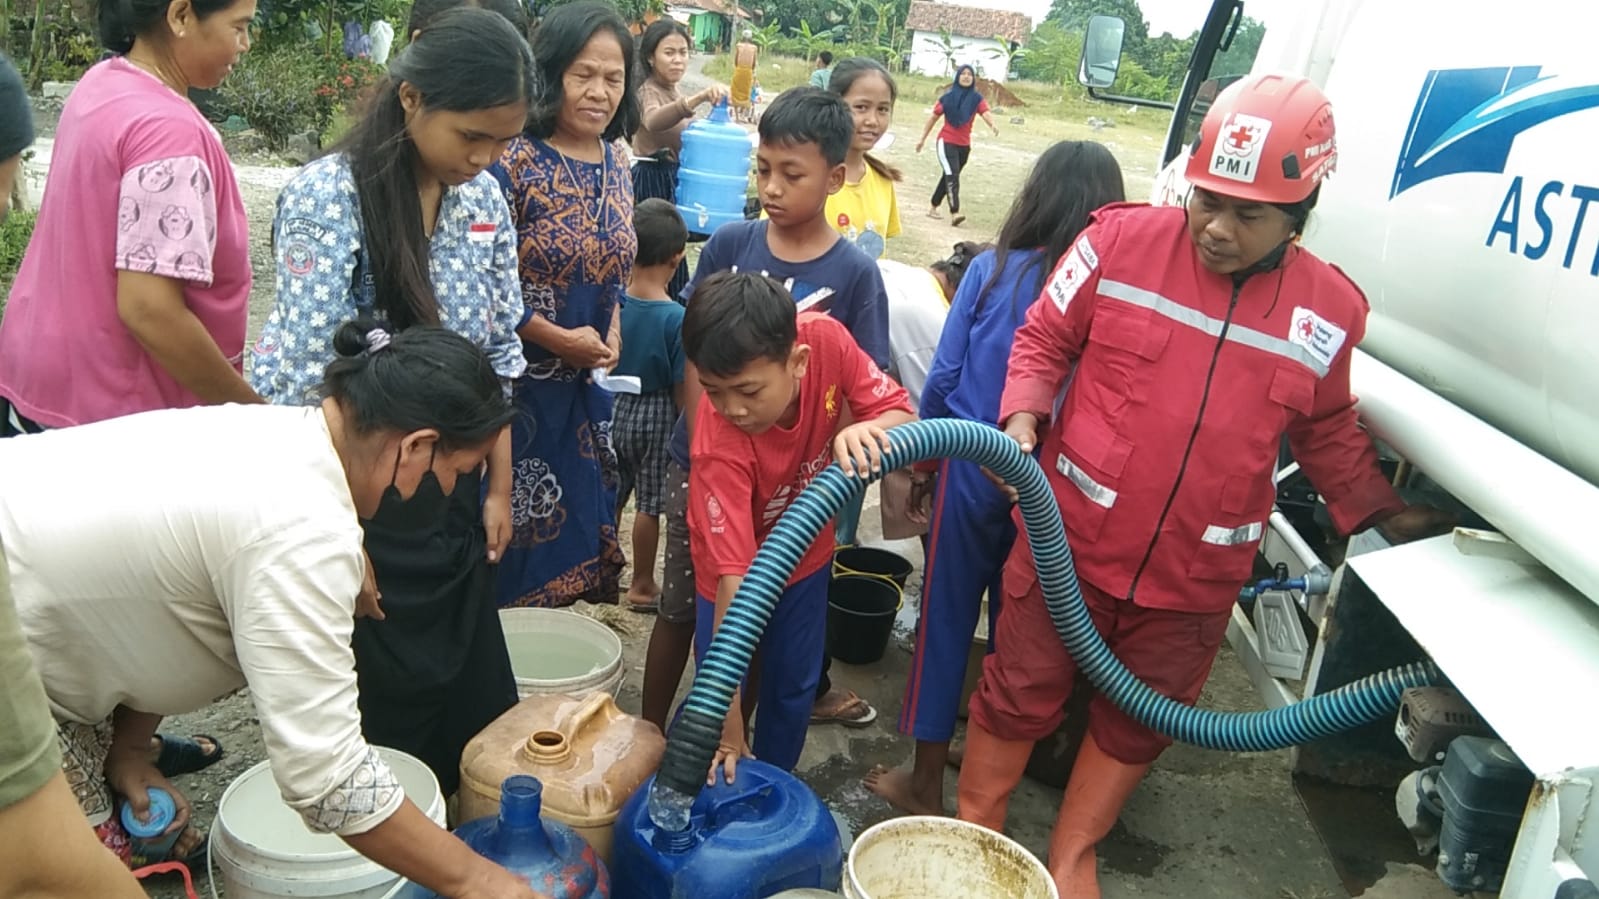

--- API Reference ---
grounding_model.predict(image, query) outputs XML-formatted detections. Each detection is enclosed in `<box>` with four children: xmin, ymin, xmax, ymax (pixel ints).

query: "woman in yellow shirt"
<box><xmin>824</xmin><ymin>57</ymin><xmax>902</xmax><ymax>260</ymax></box>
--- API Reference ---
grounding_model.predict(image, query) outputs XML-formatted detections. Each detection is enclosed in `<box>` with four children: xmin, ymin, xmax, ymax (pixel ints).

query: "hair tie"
<box><xmin>365</xmin><ymin>328</ymin><xmax>393</xmax><ymax>354</ymax></box>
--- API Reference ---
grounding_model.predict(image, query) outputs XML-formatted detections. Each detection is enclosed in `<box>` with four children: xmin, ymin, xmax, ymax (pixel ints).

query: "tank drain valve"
<box><xmin>1239</xmin><ymin>563</ymin><xmax>1333</xmax><ymax>600</ymax></box>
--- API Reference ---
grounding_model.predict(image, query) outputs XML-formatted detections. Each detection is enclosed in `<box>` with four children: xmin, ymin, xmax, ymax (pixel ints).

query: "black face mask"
<box><xmin>371</xmin><ymin>444</ymin><xmax>452</xmax><ymax>529</ymax></box>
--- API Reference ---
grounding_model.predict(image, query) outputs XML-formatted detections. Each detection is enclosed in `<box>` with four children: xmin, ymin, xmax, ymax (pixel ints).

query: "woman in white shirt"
<box><xmin>0</xmin><ymin>321</ymin><xmax>541</xmax><ymax>899</ymax></box>
<box><xmin>879</xmin><ymin>241</ymin><xmax>989</xmax><ymax>408</ymax></box>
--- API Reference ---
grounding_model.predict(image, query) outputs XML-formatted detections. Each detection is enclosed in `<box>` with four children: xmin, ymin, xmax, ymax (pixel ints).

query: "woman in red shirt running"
<box><xmin>915</xmin><ymin>64</ymin><xmax>999</xmax><ymax>226</ymax></box>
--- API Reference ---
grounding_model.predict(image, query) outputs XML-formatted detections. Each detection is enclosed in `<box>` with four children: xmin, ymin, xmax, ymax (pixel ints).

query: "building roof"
<box><xmin>904</xmin><ymin>1</ymin><xmax>1032</xmax><ymax>43</ymax></box>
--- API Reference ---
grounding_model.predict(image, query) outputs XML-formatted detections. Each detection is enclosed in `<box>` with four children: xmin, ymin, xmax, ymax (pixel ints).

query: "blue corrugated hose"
<box><xmin>651</xmin><ymin>419</ymin><xmax>1440</xmax><ymax>811</ymax></box>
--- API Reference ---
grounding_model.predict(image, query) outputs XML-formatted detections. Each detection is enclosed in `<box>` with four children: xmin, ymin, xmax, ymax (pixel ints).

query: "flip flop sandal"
<box><xmin>626</xmin><ymin>597</ymin><xmax>661</xmax><ymax>614</ymax></box>
<box><xmin>155</xmin><ymin>734</ymin><xmax>225</xmax><ymax>778</ymax></box>
<box><xmin>810</xmin><ymin>693</ymin><xmax>879</xmax><ymax>728</ymax></box>
<box><xmin>952</xmin><ymin>214</ymin><xmax>967</xmax><ymax>227</ymax></box>
<box><xmin>927</xmin><ymin>210</ymin><xmax>943</xmax><ymax>220</ymax></box>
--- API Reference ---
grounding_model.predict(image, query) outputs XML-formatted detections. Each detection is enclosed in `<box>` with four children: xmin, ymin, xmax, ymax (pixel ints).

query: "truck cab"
<box><xmin>1079</xmin><ymin>1</ymin><xmax>1599</xmax><ymax>894</ymax></box>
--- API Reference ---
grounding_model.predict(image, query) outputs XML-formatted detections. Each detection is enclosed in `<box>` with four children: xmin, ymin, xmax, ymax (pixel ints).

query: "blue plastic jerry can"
<box><xmin>397</xmin><ymin>775</ymin><xmax>609</xmax><ymax>898</ymax></box>
<box><xmin>676</xmin><ymin>99</ymin><xmax>754</xmax><ymax>238</ymax></box>
<box><xmin>610</xmin><ymin>760</ymin><xmax>842</xmax><ymax>899</ymax></box>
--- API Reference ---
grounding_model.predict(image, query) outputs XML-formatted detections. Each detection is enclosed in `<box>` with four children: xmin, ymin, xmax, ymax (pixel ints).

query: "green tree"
<box><xmin>931</xmin><ymin>26</ymin><xmax>959</xmax><ymax>77</ymax></box>
<box><xmin>748</xmin><ymin>20</ymin><xmax>783</xmax><ymax>51</ymax></box>
<box><xmin>1207</xmin><ymin>15</ymin><xmax>1265</xmax><ymax>79</ymax></box>
<box><xmin>993</xmin><ymin>34</ymin><xmax>1027</xmax><ymax>77</ymax></box>
<box><xmin>535</xmin><ymin>0</ymin><xmax>658</xmax><ymax>22</ymax></box>
<box><xmin>1139</xmin><ymin>31</ymin><xmax>1191</xmax><ymax>94</ymax></box>
<box><xmin>257</xmin><ymin>0</ymin><xmax>410</xmax><ymax>53</ymax></box>
<box><xmin>768</xmin><ymin>0</ymin><xmax>837</xmax><ymax>35</ymax></box>
<box><xmin>794</xmin><ymin>20</ymin><xmax>844</xmax><ymax>56</ymax></box>
<box><xmin>1047</xmin><ymin>0</ymin><xmax>1149</xmax><ymax>60</ymax></box>
<box><xmin>1014</xmin><ymin>20</ymin><xmax>1081</xmax><ymax>86</ymax></box>
<box><xmin>1109</xmin><ymin>56</ymin><xmax>1167</xmax><ymax>101</ymax></box>
<box><xmin>830</xmin><ymin>0</ymin><xmax>868</xmax><ymax>43</ymax></box>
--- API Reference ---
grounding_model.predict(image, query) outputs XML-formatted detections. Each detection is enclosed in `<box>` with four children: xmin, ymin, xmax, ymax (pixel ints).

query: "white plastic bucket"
<box><xmin>844</xmin><ymin>816</ymin><xmax>1059</xmax><ymax>899</ymax></box>
<box><xmin>498</xmin><ymin>608</ymin><xmax>625</xmax><ymax>700</ymax></box>
<box><xmin>212</xmin><ymin>747</ymin><xmax>445</xmax><ymax>899</ymax></box>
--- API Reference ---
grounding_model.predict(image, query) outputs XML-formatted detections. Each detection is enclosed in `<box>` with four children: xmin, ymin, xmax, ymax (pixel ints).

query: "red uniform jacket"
<box><xmin>1000</xmin><ymin>203</ymin><xmax>1403</xmax><ymax>614</ymax></box>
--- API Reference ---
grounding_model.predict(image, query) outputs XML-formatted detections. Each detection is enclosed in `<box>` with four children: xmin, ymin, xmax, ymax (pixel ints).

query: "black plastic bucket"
<box><xmin>833</xmin><ymin>547</ymin><xmax>914</xmax><ymax>591</ymax></box>
<box><xmin>827</xmin><ymin>575</ymin><xmax>901</xmax><ymax>665</ymax></box>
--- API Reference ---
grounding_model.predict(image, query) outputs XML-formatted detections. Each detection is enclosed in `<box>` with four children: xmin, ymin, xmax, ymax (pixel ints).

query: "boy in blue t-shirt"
<box><xmin>637</xmin><ymin>86</ymin><xmax>892</xmax><ymax>735</ymax></box>
<box><xmin>616</xmin><ymin>199</ymin><xmax>689</xmax><ymax>611</ymax></box>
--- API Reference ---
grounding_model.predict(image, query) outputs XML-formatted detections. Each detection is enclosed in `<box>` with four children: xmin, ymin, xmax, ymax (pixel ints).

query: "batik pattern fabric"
<box><xmin>491</xmin><ymin>136</ymin><xmax>636</xmax><ymax>608</ymax></box>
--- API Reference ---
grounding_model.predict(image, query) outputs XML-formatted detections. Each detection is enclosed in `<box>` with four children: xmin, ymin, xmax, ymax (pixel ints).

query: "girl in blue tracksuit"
<box><xmin>864</xmin><ymin>141</ymin><xmax>1126</xmax><ymax>815</ymax></box>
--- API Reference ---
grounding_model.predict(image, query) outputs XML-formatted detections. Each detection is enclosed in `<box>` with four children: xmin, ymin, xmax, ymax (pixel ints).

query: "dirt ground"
<box><xmin>17</xmin><ymin>61</ymin><xmax>1456</xmax><ymax>899</ymax></box>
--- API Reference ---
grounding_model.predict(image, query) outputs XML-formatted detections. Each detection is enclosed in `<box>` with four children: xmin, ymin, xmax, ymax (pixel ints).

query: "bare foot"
<box><xmin>172</xmin><ymin>825</ymin><xmax>206</xmax><ymax>859</ymax></box>
<box><xmin>624</xmin><ymin>584</ymin><xmax>661</xmax><ymax>610</ymax></box>
<box><xmin>864</xmin><ymin>764</ymin><xmax>947</xmax><ymax>816</ymax></box>
<box><xmin>946</xmin><ymin>741</ymin><xmax>965</xmax><ymax>770</ymax></box>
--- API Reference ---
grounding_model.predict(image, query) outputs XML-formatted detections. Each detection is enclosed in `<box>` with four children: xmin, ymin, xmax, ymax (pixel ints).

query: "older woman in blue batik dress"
<box><xmin>491</xmin><ymin>0</ymin><xmax>641</xmax><ymax>607</ymax></box>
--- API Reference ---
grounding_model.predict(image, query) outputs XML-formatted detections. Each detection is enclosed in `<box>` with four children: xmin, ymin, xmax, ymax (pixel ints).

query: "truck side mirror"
<box><xmin>1079</xmin><ymin>14</ymin><xmax>1126</xmax><ymax>89</ymax></box>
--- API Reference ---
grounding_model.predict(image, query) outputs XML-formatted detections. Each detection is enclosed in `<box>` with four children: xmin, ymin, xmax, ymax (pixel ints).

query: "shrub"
<box><xmin>0</xmin><ymin>209</ymin><xmax>38</xmax><ymax>321</ymax></box>
<box><xmin>218</xmin><ymin>48</ymin><xmax>329</xmax><ymax>149</ymax></box>
<box><xmin>0</xmin><ymin>209</ymin><xmax>36</xmax><ymax>276</ymax></box>
<box><xmin>213</xmin><ymin>51</ymin><xmax>382</xmax><ymax>148</ymax></box>
<box><xmin>317</xmin><ymin>57</ymin><xmax>383</xmax><ymax>118</ymax></box>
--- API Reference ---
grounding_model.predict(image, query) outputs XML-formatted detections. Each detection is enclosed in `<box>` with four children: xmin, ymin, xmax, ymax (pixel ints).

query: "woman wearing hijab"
<box><xmin>915</xmin><ymin>64</ymin><xmax>1000</xmax><ymax>226</ymax></box>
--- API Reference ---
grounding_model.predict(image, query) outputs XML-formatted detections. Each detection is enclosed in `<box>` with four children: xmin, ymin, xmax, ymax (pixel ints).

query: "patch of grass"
<box><xmin>701</xmin><ymin>51</ymin><xmax>1148</xmax><ymax>129</ymax></box>
<box><xmin>702</xmin><ymin>53</ymin><xmax>813</xmax><ymax>92</ymax></box>
<box><xmin>695</xmin><ymin>49</ymin><xmax>1171</xmax><ymax>271</ymax></box>
<box><xmin>1</xmin><ymin>208</ymin><xmax>38</xmax><ymax>322</ymax></box>
<box><xmin>0</xmin><ymin>209</ymin><xmax>36</xmax><ymax>277</ymax></box>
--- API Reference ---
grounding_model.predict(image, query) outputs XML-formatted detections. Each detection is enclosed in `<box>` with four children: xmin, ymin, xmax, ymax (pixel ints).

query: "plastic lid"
<box><xmin>120</xmin><ymin>787</ymin><xmax>177</xmax><ymax>838</ymax></box>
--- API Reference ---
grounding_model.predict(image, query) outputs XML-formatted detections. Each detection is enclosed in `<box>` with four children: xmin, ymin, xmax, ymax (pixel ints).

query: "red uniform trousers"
<box><xmin>968</xmin><ymin>535</ymin><xmax>1231</xmax><ymax>765</ymax></box>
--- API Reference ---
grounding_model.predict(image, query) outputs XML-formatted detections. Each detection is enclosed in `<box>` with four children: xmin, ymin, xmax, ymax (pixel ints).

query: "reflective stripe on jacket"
<box><xmin>1000</xmin><ymin>203</ymin><xmax>1403</xmax><ymax>614</ymax></box>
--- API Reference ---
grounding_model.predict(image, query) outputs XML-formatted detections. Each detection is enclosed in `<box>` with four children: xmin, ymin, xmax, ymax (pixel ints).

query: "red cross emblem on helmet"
<box><xmin>1186</xmin><ymin>74</ymin><xmax>1338</xmax><ymax>204</ymax></box>
<box><xmin>1224</xmin><ymin>123</ymin><xmax>1259</xmax><ymax>155</ymax></box>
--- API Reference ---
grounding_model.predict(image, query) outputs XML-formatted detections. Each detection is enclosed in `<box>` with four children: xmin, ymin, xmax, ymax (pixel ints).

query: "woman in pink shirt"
<box><xmin>0</xmin><ymin>0</ymin><xmax>260</xmax><ymax>437</ymax></box>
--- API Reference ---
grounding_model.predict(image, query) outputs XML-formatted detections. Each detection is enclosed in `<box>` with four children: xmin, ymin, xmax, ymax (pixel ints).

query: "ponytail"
<box><xmin>863</xmin><ymin>153</ymin><xmax>902</xmax><ymax>182</ymax></box>
<box><xmin>321</xmin><ymin>319</ymin><xmax>514</xmax><ymax>450</ymax></box>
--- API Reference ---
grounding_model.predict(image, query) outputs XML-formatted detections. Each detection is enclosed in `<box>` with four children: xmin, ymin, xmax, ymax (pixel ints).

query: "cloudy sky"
<box><xmin>984</xmin><ymin>0</ymin><xmax>1289</xmax><ymax>38</ymax></box>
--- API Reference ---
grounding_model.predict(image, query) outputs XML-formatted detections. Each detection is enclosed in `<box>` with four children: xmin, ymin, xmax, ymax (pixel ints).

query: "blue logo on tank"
<box><xmin>1390</xmin><ymin>66</ymin><xmax>1599</xmax><ymax>199</ymax></box>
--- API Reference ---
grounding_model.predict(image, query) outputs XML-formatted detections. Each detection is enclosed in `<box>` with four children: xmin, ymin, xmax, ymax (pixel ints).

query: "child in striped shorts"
<box><xmin>615</xmin><ymin>199</ymin><xmax>689</xmax><ymax>610</ymax></box>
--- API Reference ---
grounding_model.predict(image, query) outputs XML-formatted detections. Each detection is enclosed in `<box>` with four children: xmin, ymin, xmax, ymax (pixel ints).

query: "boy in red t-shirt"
<box><xmin>684</xmin><ymin>271</ymin><xmax>915</xmax><ymax>783</ymax></box>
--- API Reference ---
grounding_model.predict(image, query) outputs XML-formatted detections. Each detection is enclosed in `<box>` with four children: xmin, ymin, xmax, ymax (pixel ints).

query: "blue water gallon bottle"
<box><xmin>400</xmin><ymin>775</ymin><xmax>609</xmax><ymax>898</ymax></box>
<box><xmin>676</xmin><ymin>99</ymin><xmax>753</xmax><ymax>238</ymax></box>
<box><xmin>120</xmin><ymin>786</ymin><xmax>181</xmax><ymax>860</ymax></box>
<box><xmin>610</xmin><ymin>760</ymin><xmax>843</xmax><ymax>899</ymax></box>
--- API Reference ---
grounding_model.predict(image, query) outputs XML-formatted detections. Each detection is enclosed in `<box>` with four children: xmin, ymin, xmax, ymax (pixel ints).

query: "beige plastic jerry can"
<box><xmin>457</xmin><ymin>692</ymin><xmax>665</xmax><ymax>864</ymax></box>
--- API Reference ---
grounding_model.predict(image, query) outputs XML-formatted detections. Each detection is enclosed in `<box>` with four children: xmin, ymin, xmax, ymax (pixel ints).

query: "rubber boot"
<box><xmin>1047</xmin><ymin>734</ymin><xmax>1152</xmax><ymax>899</ymax></box>
<box><xmin>953</xmin><ymin>722</ymin><xmax>1033</xmax><ymax>831</ymax></box>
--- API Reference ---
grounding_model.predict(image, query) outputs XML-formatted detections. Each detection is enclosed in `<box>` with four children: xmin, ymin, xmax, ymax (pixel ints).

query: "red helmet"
<box><xmin>1185</xmin><ymin>73</ymin><xmax>1337</xmax><ymax>204</ymax></box>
